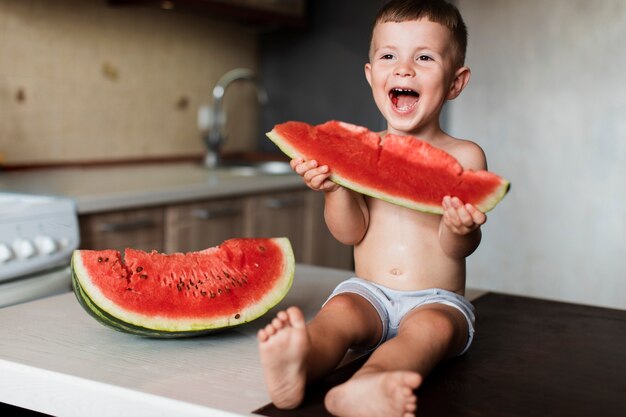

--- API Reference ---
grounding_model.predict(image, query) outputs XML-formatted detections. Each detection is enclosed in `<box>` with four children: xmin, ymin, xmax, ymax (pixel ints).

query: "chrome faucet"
<box><xmin>203</xmin><ymin>68</ymin><xmax>268</xmax><ymax>167</ymax></box>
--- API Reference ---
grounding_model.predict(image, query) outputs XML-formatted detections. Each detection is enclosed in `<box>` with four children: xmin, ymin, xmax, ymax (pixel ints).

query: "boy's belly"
<box><xmin>354</xmin><ymin>198</ymin><xmax>466</xmax><ymax>294</ymax></box>
<box><xmin>354</xmin><ymin>244</ymin><xmax>466</xmax><ymax>294</ymax></box>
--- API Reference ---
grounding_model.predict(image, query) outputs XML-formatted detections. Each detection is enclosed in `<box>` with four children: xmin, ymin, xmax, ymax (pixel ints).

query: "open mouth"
<box><xmin>389</xmin><ymin>88</ymin><xmax>419</xmax><ymax>112</ymax></box>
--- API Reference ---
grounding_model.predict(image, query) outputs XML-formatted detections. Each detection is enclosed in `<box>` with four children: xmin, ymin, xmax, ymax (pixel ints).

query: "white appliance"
<box><xmin>0</xmin><ymin>192</ymin><xmax>79</xmax><ymax>308</ymax></box>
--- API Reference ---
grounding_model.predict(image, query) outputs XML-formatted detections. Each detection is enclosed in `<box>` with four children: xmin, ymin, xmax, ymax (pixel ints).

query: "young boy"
<box><xmin>258</xmin><ymin>1</ymin><xmax>486</xmax><ymax>416</ymax></box>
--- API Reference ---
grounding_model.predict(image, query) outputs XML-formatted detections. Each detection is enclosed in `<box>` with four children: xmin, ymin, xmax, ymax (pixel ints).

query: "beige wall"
<box><xmin>0</xmin><ymin>0</ymin><xmax>260</xmax><ymax>165</ymax></box>
<box><xmin>450</xmin><ymin>0</ymin><xmax>626</xmax><ymax>309</ymax></box>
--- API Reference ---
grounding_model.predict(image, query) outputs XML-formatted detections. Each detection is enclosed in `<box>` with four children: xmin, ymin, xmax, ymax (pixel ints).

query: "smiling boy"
<box><xmin>258</xmin><ymin>1</ymin><xmax>487</xmax><ymax>416</ymax></box>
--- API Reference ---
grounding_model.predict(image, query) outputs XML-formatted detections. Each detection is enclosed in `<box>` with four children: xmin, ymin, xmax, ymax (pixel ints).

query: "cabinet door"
<box><xmin>244</xmin><ymin>190</ymin><xmax>308</xmax><ymax>263</ymax></box>
<box><xmin>307</xmin><ymin>192</ymin><xmax>354</xmax><ymax>270</ymax></box>
<box><xmin>165</xmin><ymin>198</ymin><xmax>245</xmax><ymax>253</ymax></box>
<box><xmin>79</xmin><ymin>207</ymin><xmax>164</xmax><ymax>253</ymax></box>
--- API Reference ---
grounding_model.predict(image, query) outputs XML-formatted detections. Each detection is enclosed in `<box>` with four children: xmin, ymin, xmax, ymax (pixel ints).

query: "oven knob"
<box><xmin>0</xmin><ymin>243</ymin><xmax>14</xmax><ymax>263</ymax></box>
<box><xmin>13</xmin><ymin>238</ymin><xmax>37</xmax><ymax>259</ymax></box>
<box><xmin>35</xmin><ymin>235</ymin><xmax>58</xmax><ymax>255</ymax></box>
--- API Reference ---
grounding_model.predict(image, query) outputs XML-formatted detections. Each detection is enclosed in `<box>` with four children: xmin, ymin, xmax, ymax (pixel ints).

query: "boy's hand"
<box><xmin>442</xmin><ymin>196</ymin><xmax>486</xmax><ymax>235</ymax></box>
<box><xmin>291</xmin><ymin>158</ymin><xmax>340</xmax><ymax>192</ymax></box>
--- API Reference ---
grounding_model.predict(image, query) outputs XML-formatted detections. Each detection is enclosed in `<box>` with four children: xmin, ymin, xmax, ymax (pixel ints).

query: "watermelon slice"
<box><xmin>71</xmin><ymin>237</ymin><xmax>294</xmax><ymax>338</ymax></box>
<box><xmin>267</xmin><ymin>121</ymin><xmax>510</xmax><ymax>214</ymax></box>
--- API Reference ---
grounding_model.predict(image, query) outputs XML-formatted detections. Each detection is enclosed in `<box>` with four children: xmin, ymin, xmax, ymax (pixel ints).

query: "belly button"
<box><xmin>390</xmin><ymin>268</ymin><xmax>402</xmax><ymax>276</ymax></box>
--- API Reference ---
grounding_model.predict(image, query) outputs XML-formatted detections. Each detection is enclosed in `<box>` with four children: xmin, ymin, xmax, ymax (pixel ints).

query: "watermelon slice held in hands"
<box><xmin>72</xmin><ymin>237</ymin><xmax>294</xmax><ymax>338</ymax></box>
<box><xmin>266</xmin><ymin>121</ymin><xmax>510</xmax><ymax>214</ymax></box>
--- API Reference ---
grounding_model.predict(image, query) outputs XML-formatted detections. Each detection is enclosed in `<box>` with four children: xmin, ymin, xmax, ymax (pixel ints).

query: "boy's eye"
<box><xmin>417</xmin><ymin>55</ymin><xmax>432</xmax><ymax>61</ymax></box>
<box><xmin>381</xmin><ymin>54</ymin><xmax>394</xmax><ymax>60</ymax></box>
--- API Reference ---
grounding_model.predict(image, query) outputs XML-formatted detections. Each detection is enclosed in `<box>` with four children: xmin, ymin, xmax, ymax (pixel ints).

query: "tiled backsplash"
<box><xmin>0</xmin><ymin>0</ymin><xmax>260</xmax><ymax>165</ymax></box>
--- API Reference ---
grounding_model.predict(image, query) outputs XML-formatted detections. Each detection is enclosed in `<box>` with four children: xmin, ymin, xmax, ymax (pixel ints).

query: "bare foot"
<box><xmin>324</xmin><ymin>370</ymin><xmax>422</xmax><ymax>417</ymax></box>
<box><xmin>257</xmin><ymin>306</ymin><xmax>310</xmax><ymax>409</ymax></box>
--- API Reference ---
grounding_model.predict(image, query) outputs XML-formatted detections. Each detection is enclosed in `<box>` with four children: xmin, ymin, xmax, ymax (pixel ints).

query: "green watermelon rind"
<box><xmin>71</xmin><ymin>237</ymin><xmax>295</xmax><ymax>337</ymax></box>
<box><xmin>72</xmin><ymin>269</ymin><xmax>219</xmax><ymax>338</ymax></box>
<box><xmin>266</xmin><ymin>129</ymin><xmax>510</xmax><ymax>214</ymax></box>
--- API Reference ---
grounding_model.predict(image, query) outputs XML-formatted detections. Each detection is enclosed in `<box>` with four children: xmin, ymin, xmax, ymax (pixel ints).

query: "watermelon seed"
<box><xmin>218</xmin><ymin>289</ymin><xmax>223</xmax><ymax>295</ymax></box>
<box><xmin>98</xmin><ymin>257</ymin><xmax>103</xmax><ymax>263</ymax></box>
<box><xmin>140</xmin><ymin>274</ymin><xmax>148</xmax><ymax>279</ymax></box>
<box><xmin>210</xmin><ymin>292</ymin><xmax>216</xmax><ymax>298</ymax></box>
<box><xmin>177</xmin><ymin>282</ymin><xmax>183</xmax><ymax>291</ymax></box>
<box><xmin>201</xmin><ymin>290</ymin><xmax>207</xmax><ymax>296</ymax></box>
<box><xmin>105</xmin><ymin>257</ymin><xmax>109</xmax><ymax>262</ymax></box>
<box><xmin>223</xmin><ymin>271</ymin><xmax>230</xmax><ymax>278</ymax></box>
<box><xmin>235</xmin><ymin>314</ymin><xmax>241</xmax><ymax>319</ymax></box>
<box><xmin>136</xmin><ymin>267</ymin><xmax>143</xmax><ymax>272</ymax></box>
<box><xmin>254</xmin><ymin>263</ymin><xmax>259</xmax><ymax>267</ymax></box>
<box><xmin>259</xmin><ymin>245</ymin><xmax>266</xmax><ymax>252</ymax></box>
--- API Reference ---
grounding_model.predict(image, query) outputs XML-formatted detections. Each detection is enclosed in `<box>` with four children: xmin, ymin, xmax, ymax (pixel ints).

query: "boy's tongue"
<box><xmin>394</xmin><ymin>94</ymin><xmax>418</xmax><ymax>110</ymax></box>
<box><xmin>391</xmin><ymin>90</ymin><xmax>419</xmax><ymax>110</ymax></box>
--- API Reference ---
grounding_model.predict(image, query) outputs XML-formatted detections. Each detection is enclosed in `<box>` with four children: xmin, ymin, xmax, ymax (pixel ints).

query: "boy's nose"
<box><xmin>394</xmin><ymin>63</ymin><xmax>415</xmax><ymax>77</ymax></box>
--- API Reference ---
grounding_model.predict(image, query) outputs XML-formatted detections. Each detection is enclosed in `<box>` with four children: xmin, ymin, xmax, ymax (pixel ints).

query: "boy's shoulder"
<box><xmin>439</xmin><ymin>135</ymin><xmax>487</xmax><ymax>171</ymax></box>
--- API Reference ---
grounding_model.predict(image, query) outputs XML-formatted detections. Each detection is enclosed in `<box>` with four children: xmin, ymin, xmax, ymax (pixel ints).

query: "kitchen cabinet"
<box><xmin>244</xmin><ymin>189</ymin><xmax>309</xmax><ymax>262</ymax></box>
<box><xmin>164</xmin><ymin>197</ymin><xmax>246</xmax><ymax>253</ymax></box>
<box><xmin>80</xmin><ymin>189</ymin><xmax>353</xmax><ymax>269</ymax></box>
<box><xmin>307</xmin><ymin>191</ymin><xmax>354</xmax><ymax>270</ymax></box>
<box><xmin>79</xmin><ymin>207</ymin><xmax>165</xmax><ymax>253</ymax></box>
<box><xmin>108</xmin><ymin>0</ymin><xmax>307</xmax><ymax>29</ymax></box>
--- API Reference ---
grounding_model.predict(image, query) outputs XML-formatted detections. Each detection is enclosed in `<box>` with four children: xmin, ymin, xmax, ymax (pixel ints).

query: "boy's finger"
<box><xmin>294</xmin><ymin>159</ymin><xmax>316</xmax><ymax>175</ymax></box>
<box><xmin>304</xmin><ymin>165</ymin><xmax>327</xmax><ymax>182</ymax></box>
<box><xmin>445</xmin><ymin>206</ymin><xmax>461</xmax><ymax>227</ymax></box>
<box><xmin>290</xmin><ymin>158</ymin><xmax>303</xmax><ymax>169</ymax></box>
<box><xmin>457</xmin><ymin>206</ymin><xmax>474</xmax><ymax>227</ymax></box>
<box><xmin>466</xmin><ymin>204</ymin><xmax>487</xmax><ymax>225</ymax></box>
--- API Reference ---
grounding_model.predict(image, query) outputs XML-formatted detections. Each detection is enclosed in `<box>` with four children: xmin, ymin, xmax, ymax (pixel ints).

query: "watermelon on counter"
<box><xmin>72</xmin><ymin>237</ymin><xmax>294</xmax><ymax>338</ymax></box>
<box><xmin>267</xmin><ymin>121</ymin><xmax>510</xmax><ymax>214</ymax></box>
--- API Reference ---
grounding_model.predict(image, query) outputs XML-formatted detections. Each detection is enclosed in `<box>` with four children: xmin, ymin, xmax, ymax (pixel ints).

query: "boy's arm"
<box><xmin>324</xmin><ymin>187</ymin><xmax>369</xmax><ymax>245</ymax></box>
<box><xmin>438</xmin><ymin>141</ymin><xmax>488</xmax><ymax>259</ymax></box>
<box><xmin>291</xmin><ymin>159</ymin><xmax>369</xmax><ymax>245</ymax></box>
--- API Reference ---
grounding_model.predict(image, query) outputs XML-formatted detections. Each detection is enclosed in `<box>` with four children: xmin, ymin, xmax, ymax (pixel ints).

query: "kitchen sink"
<box><xmin>212</xmin><ymin>161</ymin><xmax>293</xmax><ymax>177</ymax></box>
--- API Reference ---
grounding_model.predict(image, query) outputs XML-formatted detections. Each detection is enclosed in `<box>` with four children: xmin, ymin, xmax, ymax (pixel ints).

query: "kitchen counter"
<box><xmin>0</xmin><ymin>162</ymin><xmax>304</xmax><ymax>214</ymax></box>
<box><xmin>0</xmin><ymin>264</ymin><xmax>485</xmax><ymax>417</ymax></box>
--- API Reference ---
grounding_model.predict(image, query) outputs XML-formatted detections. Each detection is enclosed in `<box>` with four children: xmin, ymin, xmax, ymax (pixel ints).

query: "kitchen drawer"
<box><xmin>79</xmin><ymin>207</ymin><xmax>164</xmax><ymax>253</ymax></box>
<box><xmin>244</xmin><ymin>190</ymin><xmax>308</xmax><ymax>263</ymax></box>
<box><xmin>164</xmin><ymin>198</ymin><xmax>245</xmax><ymax>253</ymax></box>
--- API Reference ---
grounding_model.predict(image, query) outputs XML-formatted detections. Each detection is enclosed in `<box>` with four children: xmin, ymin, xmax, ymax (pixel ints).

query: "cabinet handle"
<box><xmin>98</xmin><ymin>218</ymin><xmax>156</xmax><ymax>233</ymax></box>
<box><xmin>264</xmin><ymin>196</ymin><xmax>305</xmax><ymax>209</ymax></box>
<box><xmin>192</xmin><ymin>207</ymin><xmax>241</xmax><ymax>220</ymax></box>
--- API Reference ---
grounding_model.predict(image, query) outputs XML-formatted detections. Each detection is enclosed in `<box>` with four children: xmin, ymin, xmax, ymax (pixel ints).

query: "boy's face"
<box><xmin>365</xmin><ymin>19</ymin><xmax>468</xmax><ymax>137</ymax></box>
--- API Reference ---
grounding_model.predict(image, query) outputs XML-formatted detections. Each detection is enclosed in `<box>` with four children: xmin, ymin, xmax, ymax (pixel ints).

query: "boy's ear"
<box><xmin>447</xmin><ymin>66</ymin><xmax>471</xmax><ymax>100</ymax></box>
<box><xmin>364</xmin><ymin>63</ymin><xmax>373</xmax><ymax>87</ymax></box>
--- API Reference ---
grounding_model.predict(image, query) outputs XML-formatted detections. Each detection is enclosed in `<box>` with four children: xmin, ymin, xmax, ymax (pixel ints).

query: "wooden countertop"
<box><xmin>0</xmin><ymin>264</ymin><xmax>484</xmax><ymax>417</ymax></box>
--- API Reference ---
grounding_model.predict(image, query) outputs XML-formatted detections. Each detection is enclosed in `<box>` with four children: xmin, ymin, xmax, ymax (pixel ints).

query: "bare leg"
<box><xmin>257</xmin><ymin>294</ymin><xmax>382</xmax><ymax>409</ymax></box>
<box><xmin>325</xmin><ymin>304</ymin><xmax>469</xmax><ymax>417</ymax></box>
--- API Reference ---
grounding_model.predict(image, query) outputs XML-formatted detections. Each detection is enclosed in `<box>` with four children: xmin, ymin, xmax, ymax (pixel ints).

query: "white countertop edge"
<box><xmin>0</xmin><ymin>359</ymin><xmax>253</xmax><ymax>417</ymax></box>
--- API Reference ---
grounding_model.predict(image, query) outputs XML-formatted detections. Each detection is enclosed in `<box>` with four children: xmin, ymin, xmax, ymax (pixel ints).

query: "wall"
<box><xmin>450</xmin><ymin>0</ymin><xmax>626</xmax><ymax>309</ymax></box>
<box><xmin>259</xmin><ymin>0</ymin><xmax>385</xmax><ymax>153</ymax></box>
<box><xmin>0</xmin><ymin>0</ymin><xmax>259</xmax><ymax>165</ymax></box>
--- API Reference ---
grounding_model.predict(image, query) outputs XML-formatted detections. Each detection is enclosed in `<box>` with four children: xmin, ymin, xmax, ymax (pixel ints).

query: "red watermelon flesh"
<box><xmin>72</xmin><ymin>238</ymin><xmax>294</xmax><ymax>336</ymax></box>
<box><xmin>266</xmin><ymin>121</ymin><xmax>510</xmax><ymax>214</ymax></box>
